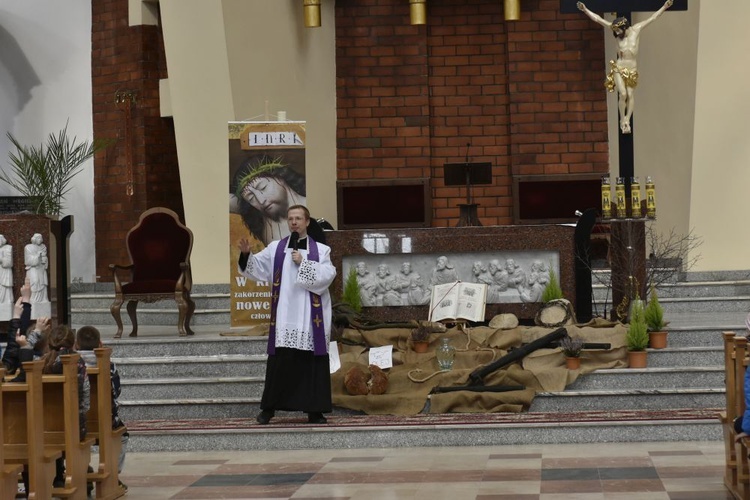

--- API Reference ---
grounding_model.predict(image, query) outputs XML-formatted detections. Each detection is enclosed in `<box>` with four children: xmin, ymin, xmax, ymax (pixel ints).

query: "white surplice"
<box><xmin>238</xmin><ymin>239</ymin><xmax>336</xmax><ymax>353</ymax></box>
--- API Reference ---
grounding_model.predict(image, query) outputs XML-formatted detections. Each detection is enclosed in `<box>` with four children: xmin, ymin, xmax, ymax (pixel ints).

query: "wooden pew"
<box><xmin>2</xmin><ymin>360</ymin><xmax>62</xmax><ymax>500</ymax></box>
<box><xmin>86</xmin><ymin>347</ymin><xmax>127</xmax><ymax>500</ymax></box>
<box><xmin>722</xmin><ymin>331</ymin><xmax>740</xmax><ymax>493</ymax></box>
<box><xmin>0</xmin><ymin>369</ymin><xmax>24</xmax><ymax>499</ymax></box>
<box><xmin>43</xmin><ymin>353</ymin><xmax>96</xmax><ymax>499</ymax></box>
<box><xmin>734</xmin><ymin>336</ymin><xmax>750</xmax><ymax>499</ymax></box>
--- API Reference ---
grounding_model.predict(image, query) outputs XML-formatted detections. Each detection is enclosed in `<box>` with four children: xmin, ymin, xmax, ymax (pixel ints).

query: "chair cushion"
<box><xmin>127</xmin><ymin>212</ymin><xmax>192</xmax><ymax>283</ymax></box>
<box><xmin>122</xmin><ymin>279</ymin><xmax>179</xmax><ymax>295</ymax></box>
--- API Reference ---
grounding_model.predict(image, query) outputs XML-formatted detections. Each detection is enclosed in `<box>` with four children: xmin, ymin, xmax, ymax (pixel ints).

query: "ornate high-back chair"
<box><xmin>109</xmin><ymin>207</ymin><xmax>195</xmax><ymax>338</ymax></box>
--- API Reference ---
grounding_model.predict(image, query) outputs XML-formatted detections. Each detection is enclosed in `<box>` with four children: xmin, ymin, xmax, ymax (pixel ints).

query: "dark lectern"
<box><xmin>443</xmin><ymin>161</ymin><xmax>493</xmax><ymax>227</ymax></box>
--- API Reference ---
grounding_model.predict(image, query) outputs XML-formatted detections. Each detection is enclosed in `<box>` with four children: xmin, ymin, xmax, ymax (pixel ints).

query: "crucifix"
<box><xmin>561</xmin><ymin>0</ymin><xmax>686</xmax><ymax>185</ymax></box>
<box><xmin>562</xmin><ymin>0</ymin><xmax>686</xmax><ymax>318</ymax></box>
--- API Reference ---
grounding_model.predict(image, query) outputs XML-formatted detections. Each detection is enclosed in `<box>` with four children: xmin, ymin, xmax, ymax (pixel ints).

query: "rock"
<box><xmin>488</xmin><ymin>313</ymin><xmax>519</xmax><ymax>330</ymax></box>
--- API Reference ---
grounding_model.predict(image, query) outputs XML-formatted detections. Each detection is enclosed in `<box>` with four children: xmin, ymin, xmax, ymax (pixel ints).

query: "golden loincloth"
<box><xmin>605</xmin><ymin>60</ymin><xmax>638</xmax><ymax>92</ymax></box>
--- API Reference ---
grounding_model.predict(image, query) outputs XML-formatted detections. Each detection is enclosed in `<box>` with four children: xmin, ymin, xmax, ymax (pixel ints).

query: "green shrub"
<box><xmin>341</xmin><ymin>266</ymin><xmax>362</xmax><ymax>313</ymax></box>
<box><xmin>542</xmin><ymin>267</ymin><xmax>564</xmax><ymax>303</ymax></box>
<box><xmin>626</xmin><ymin>297</ymin><xmax>649</xmax><ymax>351</ymax></box>
<box><xmin>644</xmin><ymin>286</ymin><xmax>666</xmax><ymax>332</ymax></box>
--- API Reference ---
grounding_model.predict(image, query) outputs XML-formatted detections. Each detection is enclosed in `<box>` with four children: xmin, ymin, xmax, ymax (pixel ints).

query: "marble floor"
<box><xmin>114</xmin><ymin>440</ymin><xmax>732</xmax><ymax>499</ymax></box>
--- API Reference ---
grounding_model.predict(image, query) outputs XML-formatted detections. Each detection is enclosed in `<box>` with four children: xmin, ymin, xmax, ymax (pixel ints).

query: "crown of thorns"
<box><xmin>235</xmin><ymin>156</ymin><xmax>285</xmax><ymax>197</ymax></box>
<box><xmin>611</xmin><ymin>17</ymin><xmax>628</xmax><ymax>31</ymax></box>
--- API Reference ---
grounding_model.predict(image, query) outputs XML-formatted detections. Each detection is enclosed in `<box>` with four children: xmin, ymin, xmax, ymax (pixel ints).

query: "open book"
<box><xmin>428</xmin><ymin>281</ymin><xmax>488</xmax><ymax>323</ymax></box>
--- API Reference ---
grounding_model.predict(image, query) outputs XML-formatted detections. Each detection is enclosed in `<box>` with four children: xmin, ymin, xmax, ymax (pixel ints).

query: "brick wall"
<box><xmin>91</xmin><ymin>0</ymin><xmax>183</xmax><ymax>281</ymax></box>
<box><xmin>335</xmin><ymin>0</ymin><xmax>609</xmax><ymax>227</ymax></box>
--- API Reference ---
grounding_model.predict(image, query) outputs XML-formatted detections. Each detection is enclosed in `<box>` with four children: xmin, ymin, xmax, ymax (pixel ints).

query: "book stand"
<box><xmin>443</xmin><ymin>161</ymin><xmax>493</xmax><ymax>227</ymax></box>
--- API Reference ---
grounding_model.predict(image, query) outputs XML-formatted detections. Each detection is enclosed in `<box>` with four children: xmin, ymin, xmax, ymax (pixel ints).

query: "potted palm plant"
<box><xmin>644</xmin><ymin>286</ymin><xmax>668</xmax><ymax>349</ymax></box>
<box><xmin>0</xmin><ymin>123</ymin><xmax>110</xmax><ymax>216</ymax></box>
<box><xmin>626</xmin><ymin>296</ymin><xmax>649</xmax><ymax>368</ymax></box>
<box><xmin>559</xmin><ymin>335</ymin><xmax>584</xmax><ymax>370</ymax></box>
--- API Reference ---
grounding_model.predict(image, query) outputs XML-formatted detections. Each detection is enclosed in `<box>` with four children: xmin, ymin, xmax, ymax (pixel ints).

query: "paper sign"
<box><xmin>368</xmin><ymin>345</ymin><xmax>393</xmax><ymax>369</ymax></box>
<box><xmin>329</xmin><ymin>342</ymin><xmax>341</xmax><ymax>374</ymax></box>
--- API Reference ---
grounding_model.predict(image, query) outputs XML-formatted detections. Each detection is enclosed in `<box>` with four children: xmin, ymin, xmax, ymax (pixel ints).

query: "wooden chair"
<box><xmin>0</xmin><ymin>369</ymin><xmax>24</xmax><ymax>499</ymax></box>
<box><xmin>109</xmin><ymin>207</ymin><xmax>195</xmax><ymax>338</ymax></box>
<box><xmin>86</xmin><ymin>348</ymin><xmax>127</xmax><ymax>499</ymax></box>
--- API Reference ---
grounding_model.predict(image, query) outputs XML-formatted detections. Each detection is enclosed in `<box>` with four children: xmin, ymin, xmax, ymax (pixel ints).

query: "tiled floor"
<box><xmin>117</xmin><ymin>440</ymin><xmax>732</xmax><ymax>499</ymax></box>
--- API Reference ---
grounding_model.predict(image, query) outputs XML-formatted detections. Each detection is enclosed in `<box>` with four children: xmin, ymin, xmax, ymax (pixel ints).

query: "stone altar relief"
<box><xmin>343</xmin><ymin>251</ymin><xmax>560</xmax><ymax>307</ymax></box>
<box><xmin>24</xmin><ymin>233</ymin><xmax>51</xmax><ymax>319</ymax></box>
<box><xmin>0</xmin><ymin>234</ymin><xmax>12</xmax><ymax>320</ymax></box>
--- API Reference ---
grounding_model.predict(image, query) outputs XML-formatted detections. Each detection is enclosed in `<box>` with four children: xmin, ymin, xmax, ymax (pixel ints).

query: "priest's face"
<box><xmin>287</xmin><ymin>207</ymin><xmax>310</xmax><ymax>238</ymax></box>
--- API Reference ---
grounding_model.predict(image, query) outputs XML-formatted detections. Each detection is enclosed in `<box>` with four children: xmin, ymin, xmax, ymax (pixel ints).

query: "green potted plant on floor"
<box><xmin>644</xmin><ymin>286</ymin><xmax>668</xmax><ymax>349</ymax></box>
<box><xmin>559</xmin><ymin>335</ymin><xmax>584</xmax><ymax>370</ymax></box>
<box><xmin>626</xmin><ymin>296</ymin><xmax>649</xmax><ymax>368</ymax></box>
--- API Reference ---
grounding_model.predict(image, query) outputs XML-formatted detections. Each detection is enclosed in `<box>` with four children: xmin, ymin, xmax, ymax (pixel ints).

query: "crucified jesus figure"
<box><xmin>578</xmin><ymin>0</ymin><xmax>673</xmax><ymax>134</ymax></box>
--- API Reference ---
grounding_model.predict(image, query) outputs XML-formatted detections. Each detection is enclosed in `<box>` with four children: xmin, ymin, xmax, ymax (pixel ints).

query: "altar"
<box><xmin>325</xmin><ymin>224</ymin><xmax>577</xmax><ymax>322</ymax></box>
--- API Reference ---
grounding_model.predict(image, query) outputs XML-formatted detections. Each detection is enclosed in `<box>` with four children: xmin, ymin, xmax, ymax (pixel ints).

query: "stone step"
<box><xmin>631</xmin><ymin>347</ymin><xmax>721</xmax><ymax>367</ymax></box>
<box><xmin>529</xmin><ymin>388</ymin><xmax>724</xmax><ymax>412</ymax></box>
<box><xmin>113</xmin><ymin>354</ymin><xmax>267</xmax><ymax>379</ymax></box>
<box><xmin>72</xmin><ymin>307</ymin><xmax>231</xmax><ymax>327</ymax></box>
<box><xmin>108</xmin><ymin>337</ymin><xmax>267</xmax><ymax>358</ymax></box>
<box><xmin>592</xmin><ymin>280</ymin><xmax>750</xmax><ymax>300</ymax></box>
<box><xmin>70</xmin><ymin>292</ymin><xmax>230</xmax><ymax>310</ymax></box>
<box><xmin>125</xmin><ymin>411</ymin><xmax>722</xmax><ymax>452</ymax></box>
<box><xmin>664</xmin><ymin>328</ymin><xmax>740</xmax><ymax>348</ymax></box>
<box><xmin>120</xmin><ymin>398</ymin><xmax>258</xmax><ymax>421</ymax></box>
<box><xmin>122</xmin><ymin>377</ymin><xmax>265</xmax><ymax>400</ymax></box>
<box><xmin>567</xmin><ymin>366</ymin><xmax>723</xmax><ymax>390</ymax></box>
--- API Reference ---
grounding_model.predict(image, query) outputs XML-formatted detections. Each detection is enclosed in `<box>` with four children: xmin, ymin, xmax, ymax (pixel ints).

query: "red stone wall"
<box><xmin>335</xmin><ymin>0</ymin><xmax>609</xmax><ymax>227</ymax></box>
<box><xmin>91</xmin><ymin>0</ymin><xmax>183</xmax><ymax>281</ymax></box>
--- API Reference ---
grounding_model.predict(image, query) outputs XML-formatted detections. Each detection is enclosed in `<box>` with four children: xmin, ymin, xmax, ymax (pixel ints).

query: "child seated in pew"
<box><xmin>1</xmin><ymin>283</ymin><xmax>50</xmax><ymax>383</ymax></box>
<box><xmin>1</xmin><ymin>282</ymin><xmax>32</xmax><ymax>377</ymax></box>
<box><xmin>75</xmin><ymin>326</ymin><xmax>129</xmax><ymax>491</ymax></box>
<box><xmin>42</xmin><ymin>325</ymin><xmax>90</xmax><ymax>489</ymax></box>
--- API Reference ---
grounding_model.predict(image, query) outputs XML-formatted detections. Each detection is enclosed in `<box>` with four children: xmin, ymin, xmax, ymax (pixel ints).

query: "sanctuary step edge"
<box><xmin>68</xmin><ymin>271</ymin><xmax>746</xmax><ymax>451</ymax></box>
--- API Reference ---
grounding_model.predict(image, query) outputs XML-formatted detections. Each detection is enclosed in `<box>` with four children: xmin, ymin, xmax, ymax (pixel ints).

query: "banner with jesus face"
<box><xmin>228</xmin><ymin>121</ymin><xmax>307</xmax><ymax>328</ymax></box>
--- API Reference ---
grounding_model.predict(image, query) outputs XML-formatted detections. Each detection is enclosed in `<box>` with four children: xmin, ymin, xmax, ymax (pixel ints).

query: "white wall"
<box><xmin>159</xmin><ymin>0</ymin><xmax>337</xmax><ymax>284</ymax></box>
<box><xmin>688</xmin><ymin>0</ymin><xmax>750</xmax><ymax>270</ymax></box>
<box><xmin>0</xmin><ymin>0</ymin><xmax>96</xmax><ymax>281</ymax></box>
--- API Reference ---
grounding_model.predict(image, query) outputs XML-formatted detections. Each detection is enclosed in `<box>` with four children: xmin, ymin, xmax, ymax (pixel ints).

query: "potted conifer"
<box><xmin>644</xmin><ymin>286</ymin><xmax>668</xmax><ymax>349</ymax></box>
<box><xmin>626</xmin><ymin>296</ymin><xmax>649</xmax><ymax>368</ymax></box>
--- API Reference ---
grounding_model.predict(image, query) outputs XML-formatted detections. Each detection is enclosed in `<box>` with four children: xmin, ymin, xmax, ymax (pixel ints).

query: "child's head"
<box><xmin>75</xmin><ymin>326</ymin><xmax>102</xmax><ymax>351</ymax></box>
<box><xmin>48</xmin><ymin>325</ymin><xmax>75</xmax><ymax>351</ymax></box>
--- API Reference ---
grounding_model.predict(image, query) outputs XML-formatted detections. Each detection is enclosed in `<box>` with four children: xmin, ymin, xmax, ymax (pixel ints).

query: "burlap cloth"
<box><xmin>332</xmin><ymin>318</ymin><xmax>628</xmax><ymax>415</ymax></box>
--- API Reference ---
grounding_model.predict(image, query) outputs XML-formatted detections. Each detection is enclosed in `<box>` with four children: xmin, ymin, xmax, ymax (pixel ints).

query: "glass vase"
<box><xmin>436</xmin><ymin>337</ymin><xmax>456</xmax><ymax>370</ymax></box>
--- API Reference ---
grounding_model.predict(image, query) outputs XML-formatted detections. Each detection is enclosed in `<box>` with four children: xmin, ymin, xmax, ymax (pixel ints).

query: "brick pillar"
<box><xmin>91</xmin><ymin>0</ymin><xmax>184</xmax><ymax>281</ymax></box>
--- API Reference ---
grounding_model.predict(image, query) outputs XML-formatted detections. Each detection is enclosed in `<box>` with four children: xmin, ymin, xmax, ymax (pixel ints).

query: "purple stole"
<box><xmin>267</xmin><ymin>236</ymin><xmax>327</xmax><ymax>356</ymax></box>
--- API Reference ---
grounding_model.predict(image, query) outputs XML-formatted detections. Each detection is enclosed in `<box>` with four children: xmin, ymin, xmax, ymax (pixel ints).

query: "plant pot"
<box><xmin>649</xmin><ymin>330</ymin><xmax>668</xmax><ymax>349</ymax></box>
<box><xmin>412</xmin><ymin>340</ymin><xmax>429</xmax><ymax>353</ymax></box>
<box><xmin>627</xmin><ymin>350</ymin><xmax>648</xmax><ymax>368</ymax></box>
<box><xmin>565</xmin><ymin>356</ymin><xmax>581</xmax><ymax>370</ymax></box>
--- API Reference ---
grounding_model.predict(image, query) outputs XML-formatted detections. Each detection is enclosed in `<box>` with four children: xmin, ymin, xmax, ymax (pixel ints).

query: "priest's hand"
<box><xmin>291</xmin><ymin>250</ymin><xmax>303</xmax><ymax>265</ymax></box>
<box><xmin>238</xmin><ymin>238</ymin><xmax>252</xmax><ymax>254</ymax></box>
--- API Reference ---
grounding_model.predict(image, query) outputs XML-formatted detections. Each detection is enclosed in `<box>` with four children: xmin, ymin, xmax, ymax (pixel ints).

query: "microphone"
<box><xmin>290</xmin><ymin>231</ymin><xmax>299</xmax><ymax>251</ymax></box>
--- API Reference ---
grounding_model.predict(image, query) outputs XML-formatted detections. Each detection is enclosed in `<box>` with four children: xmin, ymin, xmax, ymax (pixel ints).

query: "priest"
<box><xmin>237</xmin><ymin>204</ymin><xmax>337</xmax><ymax>425</ymax></box>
